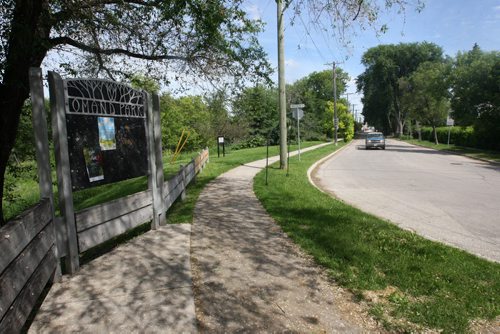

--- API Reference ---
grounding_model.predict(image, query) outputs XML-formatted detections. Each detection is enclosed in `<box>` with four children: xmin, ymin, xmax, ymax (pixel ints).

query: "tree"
<box><xmin>0</xmin><ymin>0</ymin><xmax>272</xmax><ymax>224</ymax></box>
<box><xmin>288</xmin><ymin>69</ymin><xmax>348</xmax><ymax>138</ymax></box>
<box><xmin>408</xmin><ymin>62</ymin><xmax>450</xmax><ymax>144</ymax></box>
<box><xmin>450</xmin><ymin>45</ymin><xmax>500</xmax><ymax>149</ymax></box>
<box><xmin>232</xmin><ymin>85</ymin><xmax>279</xmax><ymax>146</ymax></box>
<box><xmin>160</xmin><ymin>94</ymin><xmax>212</xmax><ymax>152</ymax></box>
<box><xmin>357</xmin><ymin>42</ymin><xmax>444</xmax><ymax>135</ymax></box>
<box><xmin>325</xmin><ymin>101</ymin><xmax>354</xmax><ymax>141</ymax></box>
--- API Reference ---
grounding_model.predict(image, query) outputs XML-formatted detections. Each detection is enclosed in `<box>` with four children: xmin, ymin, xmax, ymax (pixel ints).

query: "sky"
<box><xmin>245</xmin><ymin>0</ymin><xmax>500</xmax><ymax>120</ymax></box>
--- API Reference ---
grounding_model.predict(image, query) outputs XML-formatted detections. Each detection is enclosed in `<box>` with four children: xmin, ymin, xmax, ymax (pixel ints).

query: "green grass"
<box><xmin>401</xmin><ymin>138</ymin><xmax>500</xmax><ymax>163</ymax></box>
<box><xmin>3</xmin><ymin>141</ymin><xmax>323</xmax><ymax>221</ymax></box>
<box><xmin>3</xmin><ymin>149</ymin><xmax>197</xmax><ymax>220</ymax></box>
<box><xmin>253</xmin><ymin>143</ymin><xmax>500</xmax><ymax>333</ymax></box>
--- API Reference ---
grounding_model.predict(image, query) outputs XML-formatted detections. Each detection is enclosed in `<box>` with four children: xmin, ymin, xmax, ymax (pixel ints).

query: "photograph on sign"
<box><xmin>98</xmin><ymin>117</ymin><xmax>116</xmax><ymax>150</ymax></box>
<box><xmin>83</xmin><ymin>147</ymin><xmax>104</xmax><ymax>182</ymax></box>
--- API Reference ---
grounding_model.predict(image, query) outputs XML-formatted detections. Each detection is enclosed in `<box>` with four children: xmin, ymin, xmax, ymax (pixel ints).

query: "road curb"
<box><xmin>307</xmin><ymin>141</ymin><xmax>353</xmax><ymax>194</ymax></box>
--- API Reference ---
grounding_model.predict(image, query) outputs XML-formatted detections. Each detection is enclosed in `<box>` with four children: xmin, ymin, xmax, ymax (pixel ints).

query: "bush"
<box><xmin>230</xmin><ymin>135</ymin><xmax>267</xmax><ymax>150</ymax></box>
<box><xmin>414</xmin><ymin>126</ymin><xmax>477</xmax><ymax>148</ymax></box>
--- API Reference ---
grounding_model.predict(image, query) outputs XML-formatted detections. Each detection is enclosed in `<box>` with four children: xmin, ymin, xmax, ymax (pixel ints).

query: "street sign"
<box><xmin>290</xmin><ymin>103</ymin><xmax>305</xmax><ymax>109</ymax></box>
<box><xmin>292</xmin><ymin>108</ymin><xmax>304</xmax><ymax>120</ymax></box>
<box><xmin>446</xmin><ymin>117</ymin><xmax>454</xmax><ymax>126</ymax></box>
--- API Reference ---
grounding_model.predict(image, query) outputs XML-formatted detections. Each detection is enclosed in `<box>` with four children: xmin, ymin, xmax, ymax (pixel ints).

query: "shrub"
<box><xmin>414</xmin><ymin>126</ymin><xmax>478</xmax><ymax>148</ymax></box>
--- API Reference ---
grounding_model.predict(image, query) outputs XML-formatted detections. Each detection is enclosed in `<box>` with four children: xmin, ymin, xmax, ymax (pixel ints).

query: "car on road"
<box><xmin>365</xmin><ymin>132</ymin><xmax>385</xmax><ymax>149</ymax></box>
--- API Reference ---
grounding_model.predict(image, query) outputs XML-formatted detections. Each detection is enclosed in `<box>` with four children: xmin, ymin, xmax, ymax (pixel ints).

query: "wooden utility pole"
<box><xmin>277</xmin><ymin>0</ymin><xmax>287</xmax><ymax>169</ymax></box>
<box><xmin>332</xmin><ymin>62</ymin><xmax>338</xmax><ymax>145</ymax></box>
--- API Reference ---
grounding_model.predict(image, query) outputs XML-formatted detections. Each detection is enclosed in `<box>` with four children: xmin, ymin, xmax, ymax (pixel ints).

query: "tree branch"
<box><xmin>353</xmin><ymin>0</ymin><xmax>363</xmax><ymax>21</ymax></box>
<box><xmin>49</xmin><ymin>36</ymin><xmax>190</xmax><ymax>61</ymax></box>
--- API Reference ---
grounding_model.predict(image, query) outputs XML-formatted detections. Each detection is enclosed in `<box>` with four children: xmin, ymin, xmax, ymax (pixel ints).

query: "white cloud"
<box><xmin>246</xmin><ymin>4</ymin><xmax>261</xmax><ymax>20</ymax></box>
<box><xmin>285</xmin><ymin>58</ymin><xmax>299</xmax><ymax>68</ymax></box>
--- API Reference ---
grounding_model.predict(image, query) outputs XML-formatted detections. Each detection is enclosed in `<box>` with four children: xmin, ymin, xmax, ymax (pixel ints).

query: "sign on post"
<box><xmin>217</xmin><ymin>136</ymin><xmax>225</xmax><ymax>157</ymax></box>
<box><xmin>290</xmin><ymin>104</ymin><xmax>305</xmax><ymax>161</ymax></box>
<box><xmin>48</xmin><ymin>72</ymin><xmax>165</xmax><ymax>273</ymax></box>
<box><xmin>292</xmin><ymin>108</ymin><xmax>304</xmax><ymax>120</ymax></box>
<box><xmin>446</xmin><ymin>117</ymin><xmax>454</xmax><ymax>146</ymax></box>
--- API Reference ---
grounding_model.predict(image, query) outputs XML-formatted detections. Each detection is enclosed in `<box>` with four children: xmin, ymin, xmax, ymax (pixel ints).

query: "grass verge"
<box><xmin>253</xmin><ymin>143</ymin><xmax>500</xmax><ymax>333</ymax></box>
<box><xmin>4</xmin><ymin>141</ymin><xmax>323</xmax><ymax>222</ymax></box>
<box><xmin>401</xmin><ymin>139</ymin><xmax>500</xmax><ymax>163</ymax></box>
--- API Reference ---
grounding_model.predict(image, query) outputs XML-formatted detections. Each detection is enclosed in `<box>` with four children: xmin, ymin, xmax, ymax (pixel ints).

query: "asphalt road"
<box><xmin>313</xmin><ymin>139</ymin><xmax>500</xmax><ymax>263</ymax></box>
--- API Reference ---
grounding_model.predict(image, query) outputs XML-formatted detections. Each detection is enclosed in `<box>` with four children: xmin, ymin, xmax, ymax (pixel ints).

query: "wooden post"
<box><xmin>145</xmin><ymin>92</ymin><xmax>160</xmax><ymax>229</ymax></box>
<box><xmin>152</xmin><ymin>94</ymin><xmax>165</xmax><ymax>225</ymax></box>
<box><xmin>48</xmin><ymin>71</ymin><xmax>79</xmax><ymax>274</ymax></box>
<box><xmin>191</xmin><ymin>158</ymin><xmax>197</xmax><ymax>184</ymax></box>
<box><xmin>29</xmin><ymin>68</ymin><xmax>62</xmax><ymax>281</ymax></box>
<box><xmin>179</xmin><ymin>164</ymin><xmax>187</xmax><ymax>201</ymax></box>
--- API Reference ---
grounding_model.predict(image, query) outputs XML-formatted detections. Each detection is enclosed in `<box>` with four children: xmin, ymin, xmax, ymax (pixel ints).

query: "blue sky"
<box><xmin>246</xmin><ymin>0</ymin><xmax>500</xmax><ymax>117</ymax></box>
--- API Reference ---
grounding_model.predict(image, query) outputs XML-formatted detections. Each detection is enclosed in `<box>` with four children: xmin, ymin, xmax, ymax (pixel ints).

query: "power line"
<box><xmin>297</xmin><ymin>12</ymin><xmax>327</xmax><ymax>63</ymax></box>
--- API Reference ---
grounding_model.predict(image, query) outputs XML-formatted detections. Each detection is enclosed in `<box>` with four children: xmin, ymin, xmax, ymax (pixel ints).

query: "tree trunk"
<box><xmin>417</xmin><ymin>121</ymin><xmax>422</xmax><ymax>141</ymax></box>
<box><xmin>432</xmin><ymin>125</ymin><xmax>439</xmax><ymax>145</ymax></box>
<box><xmin>0</xmin><ymin>0</ymin><xmax>50</xmax><ymax>225</ymax></box>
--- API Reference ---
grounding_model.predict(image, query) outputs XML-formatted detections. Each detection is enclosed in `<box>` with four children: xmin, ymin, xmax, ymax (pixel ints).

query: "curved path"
<box><xmin>191</xmin><ymin>143</ymin><xmax>380</xmax><ymax>332</ymax></box>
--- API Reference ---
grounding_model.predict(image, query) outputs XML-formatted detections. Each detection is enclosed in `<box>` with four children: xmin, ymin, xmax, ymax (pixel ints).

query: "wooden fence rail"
<box><xmin>74</xmin><ymin>148</ymin><xmax>208</xmax><ymax>252</ymax></box>
<box><xmin>0</xmin><ymin>199</ymin><xmax>57</xmax><ymax>333</ymax></box>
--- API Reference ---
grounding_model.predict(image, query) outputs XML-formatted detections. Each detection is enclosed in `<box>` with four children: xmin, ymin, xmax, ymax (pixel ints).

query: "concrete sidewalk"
<box><xmin>191</xmin><ymin>143</ymin><xmax>379</xmax><ymax>332</ymax></box>
<box><xmin>29</xmin><ymin>224</ymin><xmax>196</xmax><ymax>333</ymax></box>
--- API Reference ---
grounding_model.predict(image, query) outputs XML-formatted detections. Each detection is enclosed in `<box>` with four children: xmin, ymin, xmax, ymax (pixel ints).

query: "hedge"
<box><xmin>414</xmin><ymin>126</ymin><xmax>477</xmax><ymax>147</ymax></box>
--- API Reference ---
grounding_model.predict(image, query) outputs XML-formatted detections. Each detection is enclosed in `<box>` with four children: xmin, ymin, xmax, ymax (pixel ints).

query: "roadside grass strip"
<box><xmin>253</xmin><ymin>143</ymin><xmax>500</xmax><ymax>333</ymax></box>
<box><xmin>401</xmin><ymin>139</ymin><xmax>500</xmax><ymax>163</ymax></box>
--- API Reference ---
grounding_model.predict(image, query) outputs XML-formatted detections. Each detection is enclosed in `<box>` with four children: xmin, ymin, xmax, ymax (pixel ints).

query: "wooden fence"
<box><xmin>0</xmin><ymin>148</ymin><xmax>209</xmax><ymax>332</ymax></box>
<box><xmin>0</xmin><ymin>199</ymin><xmax>58</xmax><ymax>333</ymax></box>
<box><xmin>73</xmin><ymin>148</ymin><xmax>208</xmax><ymax>253</ymax></box>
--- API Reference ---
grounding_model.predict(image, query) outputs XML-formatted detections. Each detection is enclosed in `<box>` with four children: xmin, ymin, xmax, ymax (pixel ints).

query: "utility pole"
<box><xmin>331</xmin><ymin>62</ymin><xmax>339</xmax><ymax>145</ymax></box>
<box><xmin>344</xmin><ymin>92</ymin><xmax>354</xmax><ymax>106</ymax></box>
<box><xmin>277</xmin><ymin>0</ymin><xmax>287</xmax><ymax>169</ymax></box>
<box><xmin>351</xmin><ymin>103</ymin><xmax>356</xmax><ymax>116</ymax></box>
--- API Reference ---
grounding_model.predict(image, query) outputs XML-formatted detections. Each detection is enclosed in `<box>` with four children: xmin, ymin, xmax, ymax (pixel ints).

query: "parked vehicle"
<box><xmin>365</xmin><ymin>132</ymin><xmax>385</xmax><ymax>149</ymax></box>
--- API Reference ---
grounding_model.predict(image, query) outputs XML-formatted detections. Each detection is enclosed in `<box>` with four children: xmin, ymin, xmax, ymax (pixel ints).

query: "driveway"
<box><xmin>312</xmin><ymin>139</ymin><xmax>500</xmax><ymax>262</ymax></box>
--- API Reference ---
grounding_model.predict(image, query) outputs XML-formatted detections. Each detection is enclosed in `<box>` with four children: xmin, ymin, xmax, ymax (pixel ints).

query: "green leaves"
<box><xmin>358</xmin><ymin>42</ymin><xmax>445</xmax><ymax>133</ymax></box>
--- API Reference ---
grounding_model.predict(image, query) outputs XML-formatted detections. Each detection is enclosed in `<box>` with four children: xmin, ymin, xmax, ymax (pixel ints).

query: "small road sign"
<box><xmin>446</xmin><ymin>117</ymin><xmax>454</xmax><ymax>126</ymax></box>
<box><xmin>290</xmin><ymin>103</ymin><xmax>305</xmax><ymax>109</ymax></box>
<box><xmin>292</xmin><ymin>109</ymin><xmax>304</xmax><ymax>120</ymax></box>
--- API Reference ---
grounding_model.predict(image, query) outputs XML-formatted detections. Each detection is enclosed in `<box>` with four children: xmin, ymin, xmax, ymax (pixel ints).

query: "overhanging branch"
<box><xmin>49</xmin><ymin>36</ymin><xmax>190</xmax><ymax>61</ymax></box>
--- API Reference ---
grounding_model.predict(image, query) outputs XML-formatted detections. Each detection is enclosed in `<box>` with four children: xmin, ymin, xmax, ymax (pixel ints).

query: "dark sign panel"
<box><xmin>65</xmin><ymin>79</ymin><xmax>148</xmax><ymax>190</ymax></box>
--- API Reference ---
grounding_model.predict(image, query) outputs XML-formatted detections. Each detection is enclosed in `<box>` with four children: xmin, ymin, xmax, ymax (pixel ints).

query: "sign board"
<box><xmin>292</xmin><ymin>109</ymin><xmax>304</xmax><ymax>120</ymax></box>
<box><xmin>65</xmin><ymin>79</ymin><xmax>148</xmax><ymax>190</ymax></box>
<box><xmin>446</xmin><ymin>117</ymin><xmax>454</xmax><ymax>126</ymax></box>
<box><xmin>218</xmin><ymin>136</ymin><xmax>224</xmax><ymax>144</ymax></box>
<box><xmin>290</xmin><ymin>103</ymin><xmax>305</xmax><ymax>109</ymax></box>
